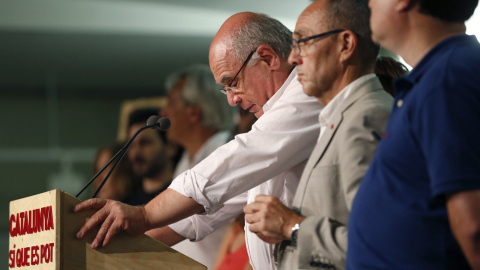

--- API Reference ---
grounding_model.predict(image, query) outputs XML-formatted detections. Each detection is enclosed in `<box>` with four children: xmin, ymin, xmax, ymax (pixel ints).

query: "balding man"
<box><xmin>75</xmin><ymin>12</ymin><xmax>322</xmax><ymax>269</ymax></box>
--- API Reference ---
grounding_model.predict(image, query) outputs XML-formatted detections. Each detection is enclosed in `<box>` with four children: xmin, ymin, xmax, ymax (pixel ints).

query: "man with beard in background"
<box><xmin>122</xmin><ymin>108</ymin><xmax>181</xmax><ymax>205</ymax></box>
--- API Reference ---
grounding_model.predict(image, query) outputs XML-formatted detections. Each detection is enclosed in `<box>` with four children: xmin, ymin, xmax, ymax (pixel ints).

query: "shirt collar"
<box><xmin>319</xmin><ymin>73</ymin><xmax>376</xmax><ymax>126</ymax></box>
<box><xmin>395</xmin><ymin>34</ymin><xmax>477</xmax><ymax>92</ymax></box>
<box><xmin>262</xmin><ymin>67</ymin><xmax>297</xmax><ymax>114</ymax></box>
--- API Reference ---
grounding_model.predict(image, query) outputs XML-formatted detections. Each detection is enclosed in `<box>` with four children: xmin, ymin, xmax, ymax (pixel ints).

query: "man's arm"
<box><xmin>147</xmin><ymin>191</ymin><xmax>247</xmax><ymax>245</ymax></box>
<box><xmin>447</xmin><ymin>190</ymin><xmax>480</xmax><ymax>270</ymax></box>
<box><xmin>146</xmin><ymin>226</ymin><xmax>186</xmax><ymax>246</ymax></box>
<box><xmin>75</xmin><ymin>188</ymin><xmax>204</xmax><ymax>249</ymax></box>
<box><xmin>76</xmin><ymin>76</ymin><xmax>321</xmax><ymax>248</ymax></box>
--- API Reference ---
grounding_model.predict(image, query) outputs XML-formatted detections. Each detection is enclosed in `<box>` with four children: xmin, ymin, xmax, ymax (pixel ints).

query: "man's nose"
<box><xmin>227</xmin><ymin>91</ymin><xmax>241</xmax><ymax>106</ymax></box>
<box><xmin>288</xmin><ymin>49</ymin><xmax>302</xmax><ymax>66</ymax></box>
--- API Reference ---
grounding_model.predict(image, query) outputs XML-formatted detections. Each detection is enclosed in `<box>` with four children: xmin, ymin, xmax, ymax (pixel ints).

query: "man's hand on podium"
<box><xmin>74</xmin><ymin>199</ymin><xmax>149</xmax><ymax>249</ymax></box>
<box><xmin>73</xmin><ymin>189</ymin><xmax>205</xmax><ymax>249</ymax></box>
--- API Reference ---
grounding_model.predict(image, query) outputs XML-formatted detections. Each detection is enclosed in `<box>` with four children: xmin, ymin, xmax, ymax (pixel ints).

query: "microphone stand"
<box><xmin>75</xmin><ymin>116</ymin><xmax>161</xmax><ymax>198</ymax></box>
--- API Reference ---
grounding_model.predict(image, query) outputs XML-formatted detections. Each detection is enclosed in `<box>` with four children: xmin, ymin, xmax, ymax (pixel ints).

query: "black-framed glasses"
<box><xmin>291</xmin><ymin>29</ymin><xmax>345</xmax><ymax>56</ymax></box>
<box><xmin>220</xmin><ymin>50</ymin><xmax>256</xmax><ymax>94</ymax></box>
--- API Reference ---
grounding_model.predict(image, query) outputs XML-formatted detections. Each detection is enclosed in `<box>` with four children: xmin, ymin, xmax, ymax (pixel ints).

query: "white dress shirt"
<box><xmin>168</xmin><ymin>69</ymin><xmax>322</xmax><ymax>270</ymax></box>
<box><xmin>169</xmin><ymin>131</ymin><xmax>231</xmax><ymax>270</ymax></box>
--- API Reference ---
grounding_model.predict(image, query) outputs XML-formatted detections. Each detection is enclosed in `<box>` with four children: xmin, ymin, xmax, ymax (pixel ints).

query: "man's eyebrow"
<box><xmin>293</xmin><ymin>29</ymin><xmax>307</xmax><ymax>38</ymax></box>
<box><xmin>220</xmin><ymin>75</ymin><xmax>233</xmax><ymax>85</ymax></box>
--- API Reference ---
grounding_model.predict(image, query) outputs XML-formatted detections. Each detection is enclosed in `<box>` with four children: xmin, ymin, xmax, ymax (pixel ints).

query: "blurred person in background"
<box><xmin>122</xmin><ymin>108</ymin><xmax>182</xmax><ymax>206</ymax></box>
<box><xmin>374</xmin><ymin>56</ymin><xmax>409</xmax><ymax>95</ymax></box>
<box><xmin>92</xmin><ymin>142</ymin><xmax>139</xmax><ymax>201</ymax></box>
<box><xmin>213</xmin><ymin>213</ymin><xmax>252</xmax><ymax>270</ymax></box>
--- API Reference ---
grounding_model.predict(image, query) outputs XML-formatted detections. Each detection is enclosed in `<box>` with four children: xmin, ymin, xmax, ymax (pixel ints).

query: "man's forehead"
<box><xmin>293</xmin><ymin>28</ymin><xmax>311</xmax><ymax>38</ymax></box>
<box><xmin>128</xmin><ymin>125</ymin><xmax>143</xmax><ymax>138</ymax></box>
<box><xmin>210</xmin><ymin>46</ymin><xmax>238</xmax><ymax>83</ymax></box>
<box><xmin>294</xmin><ymin>3</ymin><xmax>327</xmax><ymax>36</ymax></box>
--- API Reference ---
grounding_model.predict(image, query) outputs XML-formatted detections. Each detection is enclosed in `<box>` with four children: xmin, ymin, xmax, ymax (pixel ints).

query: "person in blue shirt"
<box><xmin>348</xmin><ymin>0</ymin><xmax>480</xmax><ymax>269</ymax></box>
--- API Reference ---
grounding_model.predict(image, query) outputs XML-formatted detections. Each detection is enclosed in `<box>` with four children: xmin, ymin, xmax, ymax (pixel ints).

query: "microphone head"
<box><xmin>157</xmin><ymin>117</ymin><xmax>171</xmax><ymax>131</ymax></box>
<box><xmin>146</xmin><ymin>115</ymin><xmax>160</xmax><ymax>127</ymax></box>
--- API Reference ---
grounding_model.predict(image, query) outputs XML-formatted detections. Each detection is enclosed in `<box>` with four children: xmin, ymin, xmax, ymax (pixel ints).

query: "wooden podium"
<box><xmin>8</xmin><ymin>189</ymin><xmax>207</xmax><ymax>269</ymax></box>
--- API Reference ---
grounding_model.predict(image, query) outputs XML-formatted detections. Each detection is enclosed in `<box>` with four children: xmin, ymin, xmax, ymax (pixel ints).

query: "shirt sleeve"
<box><xmin>168</xmin><ymin>79</ymin><xmax>322</xmax><ymax>213</ymax></box>
<box><xmin>168</xmin><ymin>192</ymin><xmax>247</xmax><ymax>241</ymax></box>
<box><xmin>415</xmin><ymin>59</ymin><xmax>480</xmax><ymax>197</ymax></box>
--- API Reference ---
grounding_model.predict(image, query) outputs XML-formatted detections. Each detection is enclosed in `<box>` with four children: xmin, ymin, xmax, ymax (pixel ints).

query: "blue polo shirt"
<box><xmin>347</xmin><ymin>34</ymin><xmax>480</xmax><ymax>269</ymax></box>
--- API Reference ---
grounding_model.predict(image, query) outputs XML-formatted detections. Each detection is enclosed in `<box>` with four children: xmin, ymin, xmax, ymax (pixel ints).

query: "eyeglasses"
<box><xmin>220</xmin><ymin>50</ymin><xmax>256</xmax><ymax>94</ymax></box>
<box><xmin>291</xmin><ymin>29</ymin><xmax>345</xmax><ymax>56</ymax></box>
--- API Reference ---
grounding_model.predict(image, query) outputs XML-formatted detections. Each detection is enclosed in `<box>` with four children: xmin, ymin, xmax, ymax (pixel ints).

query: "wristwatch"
<box><xmin>290</xmin><ymin>223</ymin><xmax>300</xmax><ymax>247</ymax></box>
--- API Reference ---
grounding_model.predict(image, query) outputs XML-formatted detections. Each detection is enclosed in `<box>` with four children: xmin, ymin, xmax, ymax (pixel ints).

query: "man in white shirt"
<box><xmin>244</xmin><ymin>0</ymin><xmax>393</xmax><ymax>269</ymax></box>
<box><xmin>74</xmin><ymin>12</ymin><xmax>322</xmax><ymax>270</ymax></box>
<box><xmin>148</xmin><ymin>65</ymin><xmax>236</xmax><ymax>269</ymax></box>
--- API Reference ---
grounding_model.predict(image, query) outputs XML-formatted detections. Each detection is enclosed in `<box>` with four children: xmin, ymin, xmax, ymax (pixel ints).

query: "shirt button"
<box><xmin>397</xmin><ymin>99</ymin><xmax>404</xmax><ymax>107</ymax></box>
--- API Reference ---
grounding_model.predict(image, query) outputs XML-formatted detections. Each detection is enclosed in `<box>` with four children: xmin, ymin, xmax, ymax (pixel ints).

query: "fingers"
<box><xmin>74</xmin><ymin>198</ymin><xmax>108</xmax><ymax>213</ymax></box>
<box><xmin>252</xmin><ymin>194</ymin><xmax>278</xmax><ymax>203</ymax></box>
<box><xmin>77</xmin><ymin>206</ymin><xmax>109</xmax><ymax>238</ymax></box>
<box><xmin>102</xmin><ymin>219</ymin><xmax>122</xmax><ymax>248</ymax></box>
<box><xmin>244</xmin><ymin>203</ymin><xmax>262</xmax><ymax>224</ymax></box>
<box><xmin>243</xmin><ymin>202</ymin><xmax>259</xmax><ymax>214</ymax></box>
<box><xmin>249</xmin><ymin>221</ymin><xmax>282</xmax><ymax>241</ymax></box>
<box><xmin>244</xmin><ymin>212</ymin><xmax>256</xmax><ymax>225</ymax></box>
<box><xmin>244</xmin><ymin>195</ymin><xmax>275</xmax><ymax>213</ymax></box>
<box><xmin>247</xmin><ymin>219</ymin><xmax>262</xmax><ymax>233</ymax></box>
<box><xmin>75</xmin><ymin>200</ymin><xmax>147</xmax><ymax>249</ymax></box>
<box><xmin>244</xmin><ymin>195</ymin><xmax>296</xmax><ymax>242</ymax></box>
<box><xmin>91</xmin><ymin>214</ymin><xmax>115</xmax><ymax>249</ymax></box>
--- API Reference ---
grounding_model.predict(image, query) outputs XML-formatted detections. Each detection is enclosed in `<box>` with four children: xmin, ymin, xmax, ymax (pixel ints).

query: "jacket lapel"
<box><xmin>292</xmin><ymin>76</ymin><xmax>383</xmax><ymax>207</ymax></box>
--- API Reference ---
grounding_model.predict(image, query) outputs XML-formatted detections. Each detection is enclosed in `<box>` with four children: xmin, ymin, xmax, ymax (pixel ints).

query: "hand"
<box><xmin>244</xmin><ymin>195</ymin><xmax>304</xmax><ymax>244</ymax></box>
<box><xmin>74</xmin><ymin>198</ymin><xmax>149</xmax><ymax>249</ymax></box>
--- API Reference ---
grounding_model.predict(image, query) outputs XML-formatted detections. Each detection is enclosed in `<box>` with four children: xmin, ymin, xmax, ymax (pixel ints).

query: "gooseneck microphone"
<box><xmin>75</xmin><ymin>116</ymin><xmax>171</xmax><ymax>198</ymax></box>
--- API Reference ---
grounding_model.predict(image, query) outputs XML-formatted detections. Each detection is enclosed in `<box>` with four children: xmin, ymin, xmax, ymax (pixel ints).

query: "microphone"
<box><xmin>150</xmin><ymin>116</ymin><xmax>171</xmax><ymax>131</ymax></box>
<box><xmin>75</xmin><ymin>116</ymin><xmax>171</xmax><ymax>198</ymax></box>
<box><xmin>146</xmin><ymin>115</ymin><xmax>160</xmax><ymax>126</ymax></box>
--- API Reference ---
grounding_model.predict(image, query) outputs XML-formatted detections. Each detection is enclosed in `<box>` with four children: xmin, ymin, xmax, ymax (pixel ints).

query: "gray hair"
<box><xmin>230</xmin><ymin>13</ymin><xmax>292</xmax><ymax>65</ymax></box>
<box><xmin>325</xmin><ymin>0</ymin><xmax>379</xmax><ymax>68</ymax></box>
<box><xmin>165</xmin><ymin>64</ymin><xmax>236</xmax><ymax>131</ymax></box>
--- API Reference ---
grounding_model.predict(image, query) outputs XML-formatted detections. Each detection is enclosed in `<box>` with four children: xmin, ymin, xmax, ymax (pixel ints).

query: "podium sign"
<box><xmin>9</xmin><ymin>189</ymin><xmax>206</xmax><ymax>269</ymax></box>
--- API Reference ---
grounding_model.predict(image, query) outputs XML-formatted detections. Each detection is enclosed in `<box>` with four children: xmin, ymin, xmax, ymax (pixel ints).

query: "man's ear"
<box><xmin>338</xmin><ymin>30</ymin><xmax>357</xmax><ymax>64</ymax></box>
<box><xmin>256</xmin><ymin>44</ymin><xmax>281</xmax><ymax>71</ymax></box>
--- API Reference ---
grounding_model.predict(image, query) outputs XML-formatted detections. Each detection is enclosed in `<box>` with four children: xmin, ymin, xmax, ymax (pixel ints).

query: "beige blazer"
<box><xmin>277</xmin><ymin>77</ymin><xmax>393</xmax><ymax>270</ymax></box>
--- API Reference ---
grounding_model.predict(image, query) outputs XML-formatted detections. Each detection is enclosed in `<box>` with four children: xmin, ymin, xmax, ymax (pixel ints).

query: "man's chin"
<box><xmin>301</xmin><ymin>84</ymin><xmax>317</xmax><ymax>97</ymax></box>
<box><xmin>254</xmin><ymin>111</ymin><xmax>264</xmax><ymax>118</ymax></box>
